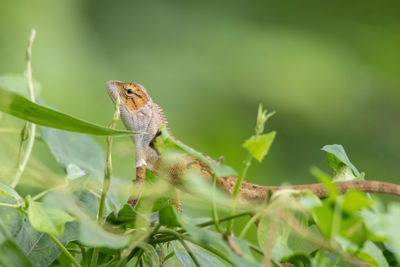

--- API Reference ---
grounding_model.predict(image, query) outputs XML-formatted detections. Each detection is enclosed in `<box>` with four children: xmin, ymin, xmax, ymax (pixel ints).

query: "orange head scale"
<box><xmin>106</xmin><ymin>80</ymin><xmax>166</xmax><ymax>169</ymax></box>
<box><xmin>107</xmin><ymin>80</ymin><xmax>150</xmax><ymax>111</ymax></box>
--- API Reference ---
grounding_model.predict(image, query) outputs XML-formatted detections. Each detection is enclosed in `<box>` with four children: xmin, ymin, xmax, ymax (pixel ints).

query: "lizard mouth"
<box><xmin>106</xmin><ymin>80</ymin><xmax>122</xmax><ymax>103</ymax></box>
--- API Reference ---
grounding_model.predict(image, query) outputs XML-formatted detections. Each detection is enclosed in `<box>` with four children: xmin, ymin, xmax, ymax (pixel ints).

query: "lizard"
<box><xmin>106</xmin><ymin>80</ymin><xmax>400</xmax><ymax>205</ymax></box>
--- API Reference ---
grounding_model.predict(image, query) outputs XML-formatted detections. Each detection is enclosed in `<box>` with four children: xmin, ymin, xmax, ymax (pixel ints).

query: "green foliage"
<box><xmin>0</xmin><ymin>87</ymin><xmax>139</xmax><ymax>136</ymax></box>
<box><xmin>0</xmin><ymin>220</ymin><xmax>33</xmax><ymax>267</ymax></box>
<box><xmin>243</xmin><ymin>105</ymin><xmax>276</xmax><ymax>163</ymax></box>
<box><xmin>1</xmin><ymin>68</ymin><xmax>400</xmax><ymax>267</ymax></box>
<box><xmin>0</xmin><ymin>183</ymin><xmax>24</xmax><ymax>205</ymax></box>
<box><xmin>28</xmin><ymin>201</ymin><xmax>75</xmax><ymax>236</ymax></box>
<box><xmin>322</xmin><ymin>144</ymin><xmax>361</xmax><ymax>177</ymax></box>
<box><xmin>243</xmin><ymin>131</ymin><xmax>276</xmax><ymax>162</ymax></box>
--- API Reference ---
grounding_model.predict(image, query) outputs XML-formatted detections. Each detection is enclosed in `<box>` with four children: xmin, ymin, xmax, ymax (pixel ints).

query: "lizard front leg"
<box><xmin>127</xmin><ymin>165</ymin><xmax>146</xmax><ymax>208</ymax></box>
<box><xmin>127</xmin><ymin>146</ymin><xmax>148</xmax><ymax>208</ymax></box>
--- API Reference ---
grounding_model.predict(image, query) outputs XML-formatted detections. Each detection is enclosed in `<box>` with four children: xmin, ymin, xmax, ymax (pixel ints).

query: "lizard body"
<box><xmin>106</xmin><ymin>80</ymin><xmax>400</xmax><ymax>201</ymax></box>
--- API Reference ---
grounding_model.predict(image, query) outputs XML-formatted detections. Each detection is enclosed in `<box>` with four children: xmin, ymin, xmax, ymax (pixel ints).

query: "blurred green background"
<box><xmin>1</xmin><ymin>0</ymin><xmax>400</xmax><ymax>187</ymax></box>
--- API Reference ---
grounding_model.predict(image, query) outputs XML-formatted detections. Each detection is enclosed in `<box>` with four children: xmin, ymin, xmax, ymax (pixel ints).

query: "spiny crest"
<box><xmin>154</xmin><ymin>103</ymin><xmax>174</xmax><ymax>137</ymax></box>
<box><xmin>112</xmin><ymin>81</ymin><xmax>150</xmax><ymax>111</ymax></box>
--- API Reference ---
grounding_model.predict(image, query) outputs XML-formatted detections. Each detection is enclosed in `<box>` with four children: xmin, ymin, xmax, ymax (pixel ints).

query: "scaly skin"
<box><xmin>106</xmin><ymin>80</ymin><xmax>400</xmax><ymax>201</ymax></box>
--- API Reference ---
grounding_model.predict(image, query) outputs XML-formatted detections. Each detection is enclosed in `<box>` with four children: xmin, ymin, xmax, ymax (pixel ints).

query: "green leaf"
<box><xmin>106</xmin><ymin>204</ymin><xmax>136</xmax><ymax>229</ymax></box>
<box><xmin>333</xmin><ymin>164</ymin><xmax>356</xmax><ymax>181</ymax></box>
<box><xmin>342</xmin><ymin>190</ymin><xmax>372</xmax><ymax>213</ymax></box>
<box><xmin>80</xmin><ymin>216</ymin><xmax>131</xmax><ymax>249</ymax></box>
<box><xmin>159</xmin><ymin>204</ymin><xmax>181</xmax><ymax>227</ymax></box>
<box><xmin>357</xmin><ymin>241</ymin><xmax>389</xmax><ymax>267</ymax></box>
<box><xmin>0</xmin><ymin>87</ymin><xmax>139</xmax><ymax>136</ymax></box>
<box><xmin>40</xmin><ymin>127</ymin><xmax>105</xmax><ymax>179</ymax></box>
<box><xmin>0</xmin><ymin>182</ymin><xmax>23</xmax><ymax>205</ymax></box>
<box><xmin>309</xmin><ymin>166</ymin><xmax>331</xmax><ymax>180</ymax></box>
<box><xmin>0</xmin><ymin>220</ymin><xmax>33</xmax><ymax>267</ymax></box>
<box><xmin>28</xmin><ymin>201</ymin><xmax>75</xmax><ymax>236</ymax></box>
<box><xmin>44</xmin><ymin>192</ymin><xmax>130</xmax><ymax>249</ymax></box>
<box><xmin>172</xmin><ymin>240</ymin><xmax>224</xmax><ymax>267</ymax></box>
<box><xmin>379</xmin><ymin>203</ymin><xmax>400</xmax><ymax>263</ymax></box>
<box><xmin>137</xmin><ymin>242</ymin><xmax>159</xmax><ymax>267</ymax></box>
<box><xmin>321</xmin><ymin>144</ymin><xmax>360</xmax><ymax>177</ymax></box>
<box><xmin>180</xmin><ymin>221</ymin><xmax>258</xmax><ymax>266</ymax></box>
<box><xmin>0</xmin><ymin>201</ymin><xmax>24</xmax><ymax>237</ymax></box>
<box><xmin>41</xmin><ymin>127</ymin><xmax>126</xmax><ymax>211</ymax></box>
<box><xmin>243</xmin><ymin>131</ymin><xmax>276</xmax><ymax>162</ymax></box>
<box><xmin>15</xmin><ymin>221</ymin><xmax>79</xmax><ymax>267</ymax></box>
<box><xmin>0</xmin><ymin>74</ymin><xmax>41</xmax><ymax>96</ymax></box>
<box><xmin>312</xmin><ymin>191</ymin><xmax>371</xmax><ymax>246</ymax></box>
<box><xmin>257</xmin><ymin>214</ymin><xmax>293</xmax><ymax>261</ymax></box>
<box><xmin>107</xmin><ymin>204</ymin><xmax>136</xmax><ymax>223</ymax></box>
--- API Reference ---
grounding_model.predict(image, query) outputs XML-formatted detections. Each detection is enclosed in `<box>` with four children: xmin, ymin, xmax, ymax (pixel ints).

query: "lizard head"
<box><xmin>106</xmin><ymin>80</ymin><xmax>150</xmax><ymax>111</ymax></box>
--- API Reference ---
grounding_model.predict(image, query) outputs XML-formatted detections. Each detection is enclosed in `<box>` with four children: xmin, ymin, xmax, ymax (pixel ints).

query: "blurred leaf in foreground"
<box><xmin>0</xmin><ymin>87</ymin><xmax>139</xmax><ymax>136</ymax></box>
<box><xmin>0</xmin><ymin>220</ymin><xmax>33</xmax><ymax>267</ymax></box>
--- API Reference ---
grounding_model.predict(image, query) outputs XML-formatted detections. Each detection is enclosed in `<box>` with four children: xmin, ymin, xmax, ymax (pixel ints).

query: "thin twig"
<box><xmin>0</xmin><ymin>128</ymin><xmax>41</xmax><ymax>138</ymax></box>
<box><xmin>0</xmin><ymin>202</ymin><xmax>20</xmax><ymax>209</ymax></box>
<box><xmin>158</xmin><ymin>229</ymin><xmax>201</xmax><ymax>267</ymax></box>
<box><xmin>48</xmin><ymin>234</ymin><xmax>81</xmax><ymax>267</ymax></box>
<box><xmin>211</xmin><ymin>173</ymin><xmax>222</xmax><ymax>233</ymax></box>
<box><xmin>12</xmin><ymin>29</ymin><xmax>37</xmax><ymax>188</ymax></box>
<box><xmin>226</xmin><ymin>153</ymin><xmax>252</xmax><ymax>233</ymax></box>
<box><xmin>163</xmin><ymin>251</ymin><xmax>175</xmax><ymax>263</ymax></box>
<box><xmin>239</xmin><ymin>211</ymin><xmax>262</xmax><ymax>238</ymax></box>
<box><xmin>91</xmin><ymin>97</ymin><xmax>120</xmax><ymax>267</ymax></box>
<box><xmin>31</xmin><ymin>182</ymin><xmax>68</xmax><ymax>201</ymax></box>
<box><xmin>97</xmin><ymin>96</ymin><xmax>120</xmax><ymax>224</ymax></box>
<box><xmin>182</xmin><ymin>236</ymin><xmax>233</xmax><ymax>265</ymax></box>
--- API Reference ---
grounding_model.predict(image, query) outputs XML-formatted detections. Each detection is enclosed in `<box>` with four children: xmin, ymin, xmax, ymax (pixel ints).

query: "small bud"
<box><xmin>255</xmin><ymin>104</ymin><xmax>275</xmax><ymax>135</ymax></box>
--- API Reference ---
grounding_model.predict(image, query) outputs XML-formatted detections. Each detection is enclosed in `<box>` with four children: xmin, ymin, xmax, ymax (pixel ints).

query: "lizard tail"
<box><xmin>216</xmin><ymin>177</ymin><xmax>400</xmax><ymax>200</ymax></box>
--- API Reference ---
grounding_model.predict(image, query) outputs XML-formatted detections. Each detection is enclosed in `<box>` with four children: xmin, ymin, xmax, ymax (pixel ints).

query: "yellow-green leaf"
<box><xmin>243</xmin><ymin>131</ymin><xmax>276</xmax><ymax>162</ymax></box>
<box><xmin>28</xmin><ymin>201</ymin><xmax>75</xmax><ymax>236</ymax></box>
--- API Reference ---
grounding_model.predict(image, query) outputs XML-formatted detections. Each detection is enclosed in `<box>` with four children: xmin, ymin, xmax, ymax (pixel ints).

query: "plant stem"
<box><xmin>78</xmin><ymin>244</ymin><xmax>87</xmax><ymax>267</ymax></box>
<box><xmin>12</xmin><ymin>29</ymin><xmax>37</xmax><ymax>188</ymax></box>
<box><xmin>175</xmin><ymin>212</ymin><xmax>251</xmax><ymax>235</ymax></box>
<box><xmin>239</xmin><ymin>212</ymin><xmax>262</xmax><ymax>238</ymax></box>
<box><xmin>248</xmin><ymin>243</ymin><xmax>263</xmax><ymax>255</ymax></box>
<box><xmin>91</xmin><ymin>98</ymin><xmax>120</xmax><ymax>267</ymax></box>
<box><xmin>48</xmin><ymin>233</ymin><xmax>81</xmax><ymax>267</ymax></box>
<box><xmin>226</xmin><ymin>153</ymin><xmax>252</xmax><ymax>233</ymax></box>
<box><xmin>31</xmin><ymin>182</ymin><xmax>68</xmax><ymax>201</ymax></box>
<box><xmin>158</xmin><ymin>229</ymin><xmax>200</xmax><ymax>267</ymax></box>
<box><xmin>182</xmin><ymin>236</ymin><xmax>233</xmax><ymax>265</ymax></box>
<box><xmin>211</xmin><ymin>173</ymin><xmax>222</xmax><ymax>233</ymax></box>
<box><xmin>150</xmin><ymin>233</ymin><xmax>233</xmax><ymax>265</ymax></box>
<box><xmin>197</xmin><ymin>211</ymin><xmax>251</xmax><ymax>228</ymax></box>
<box><xmin>134</xmin><ymin>251</ymin><xmax>144</xmax><ymax>267</ymax></box>
<box><xmin>0</xmin><ymin>202</ymin><xmax>20</xmax><ymax>209</ymax></box>
<box><xmin>178</xmin><ymin>239</ymin><xmax>200</xmax><ymax>267</ymax></box>
<box><xmin>163</xmin><ymin>251</ymin><xmax>175</xmax><ymax>263</ymax></box>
